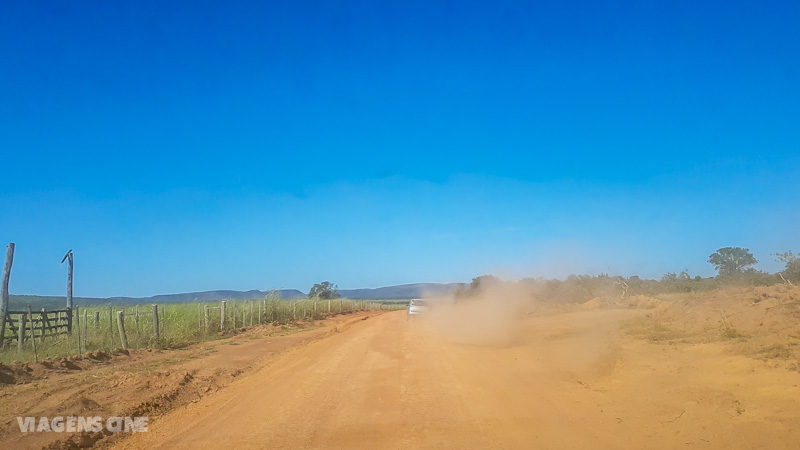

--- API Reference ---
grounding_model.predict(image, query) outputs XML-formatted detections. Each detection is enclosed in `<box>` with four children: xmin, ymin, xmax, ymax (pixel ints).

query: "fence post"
<box><xmin>109</xmin><ymin>306</ymin><xmax>114</xmax><ymax>348</ymax></box>
<box><xmin>250</xmin><ymin>301</ymin><xmax>254</xmax><ymax>326</ymax></box>
<box><xmin>17</xmin><ymin>312</ymin><xmax>26</xmax><ymax>355</ymax></box>
<box><xmin>160</xmin><ymin>304</ymin><xmax>165</xmax><ymax>335</ymax></box>
<box><xmin>117</xmin><ymin>311</ymin><xmax>128</xmax><ymax>350</ymax></box>
<box><xmin>82</xmin><ymin>309</ymin><xmax>87</xmax><ymax>352</ymax></box>
<box><xmin>74</xmin><ymin>305</ymin><xmax>81</xmax><ymax>353</ymax></box>
<box><xmin>328</xmin><ymin>299</ymin><xmax>331</xmax><ymax>315</ymax></box>
<box><xmin>61</xmin><ymin>249</ymin><xmax>74</xmax><ymax>334</ymax></box>
<box><xmin>204</xmin><ymin>305</ymin><xmax>209</xmax><ymax>333</ymax></box>
<box><xmin>40</xmin><ymin>308</ymin><xmax>49</xmax><ymax>341</ymax></box>
<box><xmin>135</xmin><ymin>305</ymin><xmax>140</xmax><ymax>339</ymax></box>
<box><xmin>220</xmin><ymin>301</ymin><xmax>226</xmax><ymax>331</ymax></box>
<box><xmin>0</xmin><ymin>243</ymin><xmax>15</xmax><ymax>349</ymax></box>
<box><xmin>152</xmin><ymin>304</ymin><xmax>160</xmax><ymax>340</ymax></box>
<box><xmin>258</xmin><ymin>301</ymin><xmax>262</xmax><ymax>324</ymax></box>
<box><xmin>27</xmin><ymin>305</ymin><xmax>37</xmax><ymax>361</ymax></box>
<box><xmin>94</xmin><ymin>311</ymin><xmax>100</xmax><ymax>329</ymax></box>
<box><xmin>232</xmin><ymin>302</ymin><xmax>236</xmax><ymax>328</ymax></box>
<box><xmin>293</xmin><ymin>301</ymin><xmax>296</xmax><ymax>321</ymax></box>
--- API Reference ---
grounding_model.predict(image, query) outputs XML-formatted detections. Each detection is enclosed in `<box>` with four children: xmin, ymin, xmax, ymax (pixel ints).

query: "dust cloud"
<box><xmin>419</xmin><ymin>279</ymin><xmax>533</xmax><ymax>345</ymax></box>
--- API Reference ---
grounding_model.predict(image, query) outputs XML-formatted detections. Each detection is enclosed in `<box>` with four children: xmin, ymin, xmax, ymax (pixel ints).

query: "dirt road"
<box><xmin>115</xmin><ymin>307</ymin><xmax>800</xmax><ymax>449</ymax></box>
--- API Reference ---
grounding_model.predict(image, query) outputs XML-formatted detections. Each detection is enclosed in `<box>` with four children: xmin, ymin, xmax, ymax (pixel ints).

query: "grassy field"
<box><xmin>1</xmin><ymin>295</ymin><xmax>405</xmax><ymax>364</ymax></box>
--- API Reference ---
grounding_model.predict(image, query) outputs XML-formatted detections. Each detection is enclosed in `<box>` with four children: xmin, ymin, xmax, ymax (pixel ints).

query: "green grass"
<box><xmin>1</xmin><ymin>295</ymin><xmax>404</xmax><ymax>364</ymax></box>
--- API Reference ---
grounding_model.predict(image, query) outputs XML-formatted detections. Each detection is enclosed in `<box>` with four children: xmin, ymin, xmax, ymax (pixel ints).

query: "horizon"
<box><xmin>3</xmin><ymin>259</ymin><xmax>788</xmax><ymax>299</ymax></box>
<box><xmin>2</xmin><ymin>1</ymin><xmax>799</xmax><ymax>297</ymax></box>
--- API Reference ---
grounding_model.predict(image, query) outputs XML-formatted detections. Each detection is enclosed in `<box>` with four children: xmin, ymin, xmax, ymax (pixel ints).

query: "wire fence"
<box><xmin>1</xmin><ymin>296</ymin><xmax>404</xmax><ymax>364</ymax></box>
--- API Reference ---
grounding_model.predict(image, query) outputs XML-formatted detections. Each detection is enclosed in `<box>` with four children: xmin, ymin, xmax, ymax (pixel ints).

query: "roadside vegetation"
<box><xmin>1</xmin><ymin>294</ymin><xmax>402</xmax><ymax>364</ymax></box>
<box><xmin>458</xmin><ymin>246</ymin><xmax>799</xmax><ymax>304</ymax></box>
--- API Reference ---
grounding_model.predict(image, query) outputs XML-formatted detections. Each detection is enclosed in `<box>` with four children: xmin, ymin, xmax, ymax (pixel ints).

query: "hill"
<box><xmin>8</xmin><ymin>283</ymin><xmax>459</xmax><ymax>308</ymax></box>
<box><xmin>338</xmin><ymin>283</ymin><xmax>463</xmax><ymax>299</ymax></box>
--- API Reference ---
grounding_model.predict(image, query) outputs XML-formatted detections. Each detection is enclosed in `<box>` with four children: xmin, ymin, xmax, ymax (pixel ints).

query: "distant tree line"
<box><xmin>455</xmin><ymin>246</ymin><xmax>799</xmax><ymax>303</ymax></box>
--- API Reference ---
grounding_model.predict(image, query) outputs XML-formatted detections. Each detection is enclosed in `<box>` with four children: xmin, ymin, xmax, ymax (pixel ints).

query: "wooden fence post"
<box><xmin>232</xmin><ymin>301</ymin><xmax>236</xmax><ymax>328</ymax></box>
<box><xmin>117</xmin><ymin>311</ymin><xmax>128</xmax><ymax>350</ymax></box>
<box><xmin>258</xmin><ymin>301</ymin><xmax>262</xmax><ymax>324</ymax></box>
<box><xmin>160</xmin><ymin>304</ymin><xmax>165</xmax><ymax>334</ymax></box>
<box><xmin>61</xmin><ymin>249</ymin><xmax>74</xmax><ymax>334</ymax></box>
<box><xmin>204</xmin><ymin>305</ymin><xmax>209</xmax><ymax>333</ymax></box>
<box><xmin>0</xmin><ymin>243</ymin><xmax>15</xmax><ymax>349</ymax></box>
<box><xmin>152</xmin><ymin>304</ymin><xmax>160</xmax><ymax>340</ymax></box>
<box><xmin>40</xmin><ymin>308</ymin><xmax>49</xmax><ymax>341</ymax></box>
<box><xmin>134</xmin><ymin>305</ymin><xmax>140</xmax><ymax>339</ymax></box>
<box><xmin>250</xmin><ymin>302</ymin><xmax>254</xmax><ymax>326</ymax></box>
<box><xmin>27</xmin><ymin>305</ymin><xmax>37</xmax><ymax>362</ymax></box>
<box><xmin>109</xmin><ymin>306</ymin><xmax>114</xmax><ymax>348</ymax></box>
<box><xmin>17</xmin><ymin>312</ymin><xmax>26</xmax><ymax>355</ymax></box>
<box><xmin>82</xmin><ymin>309</ymin><xmax>87</xmax><ymax>352</ymax></box>
<box><xmin>74</xmin><ymin>305</ymin><xmax>81</xmax><ymax>353</ymax></box>
<box><xmin>220</xmin><ymin>301</ymin><xmax>227</xmax><ymax>331</ymax></box>
<box><xmin>94</xmin><ymin>311</ymin><xmax>100</xmax><ymax>329</ymax></box>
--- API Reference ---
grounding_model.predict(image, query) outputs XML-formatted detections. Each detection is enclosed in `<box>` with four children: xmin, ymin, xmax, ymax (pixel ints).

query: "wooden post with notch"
<box><xmin>61</xmin><ymin>249</ymin><xmax>74</xmax><ymax>333</ymax></box>
<box><xmin>0</xmin><ymin>243</ymin><xmax>15</xmax><ymax>349</ymax></box>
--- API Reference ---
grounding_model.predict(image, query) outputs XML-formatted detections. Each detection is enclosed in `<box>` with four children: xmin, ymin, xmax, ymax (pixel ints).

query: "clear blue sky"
<box><xmin>1</xmin><ymin>1</ymin><xmax>799</xmax><ymax>297</ymax></box>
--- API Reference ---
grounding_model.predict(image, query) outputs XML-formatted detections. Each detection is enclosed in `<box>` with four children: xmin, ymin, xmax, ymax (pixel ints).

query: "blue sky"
<box><xmin>1</xmin><ymin>1</ymin><xmax>799</xmax><ymax>297</ymax></box>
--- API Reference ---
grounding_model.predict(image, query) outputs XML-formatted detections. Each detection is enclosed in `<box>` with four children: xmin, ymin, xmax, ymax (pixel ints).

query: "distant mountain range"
<box><xmin>338</xmin><ymin>283</ymin><xmax>462</xmax><ymax>299</ymax></box>
<box><xmin>9</xmin><ymin>283</ymin><xmax>464</xmax><ymax>309</ymax></box>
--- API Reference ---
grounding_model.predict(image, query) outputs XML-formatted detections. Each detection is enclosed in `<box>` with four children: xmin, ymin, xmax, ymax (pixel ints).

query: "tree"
<box><xmin>469</xmin><ymin>274</ymin><xmax>500</xmax><ymax>290</ymax></box>
<box><xmin>776</xmin><ymin>251</ymin><xmax>800</xmax><ymax>283</ymax></box>
<box><xmin>708</xmin><ymin>247</ymin><xmax>757</xmax><ymax>277</ymax></box>
<box><xmin>661</xmin><ymin>272</ymin><xmax>678</xmax><ymax>282</ymax></box>
<box><xmin>308</xmin><ymin>281</ymin><xmax>340</xmax><ymax>299</ymax></box>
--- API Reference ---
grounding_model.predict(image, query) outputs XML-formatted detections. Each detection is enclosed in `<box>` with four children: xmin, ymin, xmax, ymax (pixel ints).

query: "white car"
<box><xmin>407</xmin><ymin>299</ymin><xmax>428</xmax><ymax>319</ymax></box>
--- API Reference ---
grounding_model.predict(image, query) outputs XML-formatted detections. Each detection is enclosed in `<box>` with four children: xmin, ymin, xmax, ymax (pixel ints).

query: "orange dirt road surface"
<box><xmin>115</xmin><ymin>308</ymin><xmax>800</xmax><ymax>449</ymax></box>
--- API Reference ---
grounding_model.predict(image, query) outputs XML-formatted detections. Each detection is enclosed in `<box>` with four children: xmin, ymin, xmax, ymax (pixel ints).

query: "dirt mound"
<box><xmin>0</xmin><ymin>350</ymin><xmax>135</xmax><ymax>385</ymax></box>
<box><xmin>626</xmin><ymin>285</ymin><xmax>800</xmax><ymax>366</ymax></box>
<box><xmin>0</xmin><ymin>362</ymin><xmax>33</xmax><ymax>384</ymax></box>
